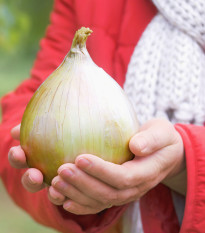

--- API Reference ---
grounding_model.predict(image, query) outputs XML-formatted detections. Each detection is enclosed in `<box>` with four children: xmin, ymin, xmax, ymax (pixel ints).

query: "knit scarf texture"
<box><xmin>124</xmin><ymin>0</ymin><xmax>205</xmax><ymax>126</ymax></box>
<box><xmin>123</xmin><ymin>1</ymin><xmax>205</xmax><ymax>232</ymax></box>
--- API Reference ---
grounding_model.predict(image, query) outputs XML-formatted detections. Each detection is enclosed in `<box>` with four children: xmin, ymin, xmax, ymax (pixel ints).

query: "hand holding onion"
<box><xmin>48</xmin><ymin>119</ymin><xmax>185</xmax><ymax>215</ymax></box>
<box><xmin>8</xmin><ymin>119</ymin><xmax>185</xmax><ymax>213</ymax></box>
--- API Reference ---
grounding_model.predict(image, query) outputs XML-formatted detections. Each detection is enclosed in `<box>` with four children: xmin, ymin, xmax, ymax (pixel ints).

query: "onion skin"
<box><xmin>20</xmin><ymin>27</ymin><xmax>139</xmax><ymax>185</ymax></box>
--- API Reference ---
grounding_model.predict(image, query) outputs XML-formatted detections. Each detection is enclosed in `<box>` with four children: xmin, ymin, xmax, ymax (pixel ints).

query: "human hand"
<box><xmin>48</xmin><ymin>118</ymin><xmax>185</xmax><ymax>215</ymax></box>
<box><xmin>8</xmin><ymin>124</ymin><xmax>46</xmax><ymax>193</ymax></box>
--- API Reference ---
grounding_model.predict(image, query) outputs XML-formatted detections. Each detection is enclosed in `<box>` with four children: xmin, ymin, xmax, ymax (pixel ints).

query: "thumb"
<box><xmin>11</xmin><ymin>124</ymin><xmax>21</xmax><ymax>141</ymax></box>
<box><xmin>129</xmin><ymin>119</ymin><xmax>177</xmax><ymax>156</ymax></box>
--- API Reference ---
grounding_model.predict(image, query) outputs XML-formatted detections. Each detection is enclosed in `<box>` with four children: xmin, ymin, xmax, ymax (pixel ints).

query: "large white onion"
<box><xmin>20</xmin><ymin>27</ymin><xmax>139</xmax><ymax>184</ymax></box>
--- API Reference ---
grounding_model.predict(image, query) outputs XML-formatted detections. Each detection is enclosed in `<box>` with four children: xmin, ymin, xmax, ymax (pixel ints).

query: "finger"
<box><xmin>58</xmin><ymin>163</ymin><xmax>120</xmax><ymax>205</ymax></box>
<box><xmin>63</xmin><ymin>200</ymin><xmax>103</xmax><ymax>215</ymax></box>
<box><xmin>52</xmin><ymin>176</ymin><xmax>104</xmax><ymax>208</ymax></box>
<box><xmin>75</xmin><ymin>154</ymin><xmax>136</xmax><ymax>190</ymax></box>
<box><xmin>129</xmin><ymin>119</ymin><xmax>177</xmax><ymax>156</ymax></box>
<box><xmin>58</xmin><ymin>163</ymin><xmax>148</xmax><ymax>206</ymax></box>
<box><xmin>47</xmin><ymin>186</ymin><xmax>66</xmax><ymax>205</ymax></box>
<box><xmin>8</xmin><ymin>145</ymin><xmax>28</xmax><ymax>169</ymax></box>
<box><xmin>76</xmin><ymin>154</ymin><xmax>167</xmax><ymax>190</ymax></box>
<box><xmin>10</xmin><ymin>124</ymin><xmax>21</xmax><ymax>140</ymax></box>
<box><xmin>21</xmin><ymin>168</ymin><xmax>45</xmax><ymax>193</ymax></box>
<box><xmin>62</xmin><ymin>186</ymin><xmax>145</xmax><ymax>214</ymax></box>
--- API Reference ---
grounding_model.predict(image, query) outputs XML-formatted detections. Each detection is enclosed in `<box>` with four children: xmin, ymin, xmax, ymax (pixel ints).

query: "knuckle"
<box><xmin>100</xmin><ymin>196</ymin><xmax>110</xmax><ymax>206</ymax></box>
<box><xmin>139</xmin><ymin>178</ymin><xmax>156</xmax><ymax>195</ymax></box>
<box><xmin>152</xmin><ymin>157</ymin><xmax>164</xmax><ymax>176</ymax></box>
<box><xmin>100</xmin><ymin>192</ymin><xmax>118</xmax><ymax>206</ymax></box>
<box><xmin>116</xmin><ymin>189</ymin><xmax>136</xmax><ymax>206</ymax></box>
<box><xmin>150</xmin><ymin>132</ymin><xmax>160</xmax><ymax>148</ymax></box>
<box><xmin>109</xmin><ymin>192</ymin><xmax>119</xmax><ymax>204</ymax></box>
<box><xmin>137</xmin><ymin>184</ymin><xmax>147</xmax><ymax>195</ymax></box>
<box><xmin>117</xmin><ymin>174</ymin><xmax>133</xmax><ymax>189</ymax></box>
<box><xmin>147</xmin><ymin>133</ymin><xmax>164</xmax><ymax>153</ymax></box>
<box><xmin>124</xmin><ymin>191</ymin><xmax>138</xmax><ymax>204</ymax></box>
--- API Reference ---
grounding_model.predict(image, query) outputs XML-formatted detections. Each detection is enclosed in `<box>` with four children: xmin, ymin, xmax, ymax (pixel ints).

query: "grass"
<box><xmin>0</xmin><ymin>55</ymin><xmax>59</xmax><ymax>233</ymax></box>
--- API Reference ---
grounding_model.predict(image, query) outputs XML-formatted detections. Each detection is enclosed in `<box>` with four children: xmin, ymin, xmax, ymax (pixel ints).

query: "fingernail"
<box><xmin>9</xmin><ymin>150</ymin><xmax>15</xmax><ymax>161</ymax></box>
<box><xmin>59</xmin><ymin>168</ymin><xmax>74</xmax><ymax>177</ymax></box>
<box><xmin>52</xmin><ymin>177</ymin><xmax>59</xmax><ymax>186</ymax></box>
<box><xmin>28</xmin><ymin>174</ymin><xmax>37</xmax><ymax>184</ymax></box>
<box><xmin>51</xmin><ymin>177</ymin><xmax>66</xmax><ymax>190</ymax></box>
<box><xmin>54</xmin><ymin>180</ymin><xmax>66</xmax><ymax>190</ymax></box>
<box><xmin>64</xmin><ymin>201</ymin><xmax>71</xmax><ymax>210</ymax></box>
<box><xmin>52</xmin><ymin>194</ymin><xmax>60</xmax><ymax>200</ymax></box>
<box><xmin>77</xmin><ymin>158</ymin><xmax>91</xmax><ymax>168</ymax></box>
<box><xmin>9</xmin><ymin>149</ymin><xmax>18</xmax><ymax>162</ymax></box>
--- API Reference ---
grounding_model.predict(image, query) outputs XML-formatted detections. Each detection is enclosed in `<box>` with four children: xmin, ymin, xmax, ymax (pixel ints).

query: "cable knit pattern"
<box><xmin>152</xmin><ymin>0</ymin><xmax>205</xmax><ymax>48</ymax></box>
<box><xmin>124</xmin><ymin>0</ymin><xmax>205</xmax><ymax>125</ymax></box>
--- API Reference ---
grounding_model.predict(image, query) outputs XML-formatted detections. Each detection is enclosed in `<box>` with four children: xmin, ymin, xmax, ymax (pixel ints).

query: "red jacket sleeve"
<box><xmin>0</xmin><ymin>0</ymin><xmax>126</xmax><ymax>232</ymax></box>
<box><xmin>175</xmin><ymin>124</ymin><xmax>205</xmax><ymax>232</ymax></box>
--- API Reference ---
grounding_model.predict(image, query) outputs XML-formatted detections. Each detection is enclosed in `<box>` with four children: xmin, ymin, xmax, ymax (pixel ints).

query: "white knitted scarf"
<box><xmin>124</xmin><ymin>0</ymin><xmax>205</xmax><ymax>126</ymax></box>
<box><xmin>123</xmin><ymin>1</ymin><xmax>205</xmax><ymax>232</ymax></box>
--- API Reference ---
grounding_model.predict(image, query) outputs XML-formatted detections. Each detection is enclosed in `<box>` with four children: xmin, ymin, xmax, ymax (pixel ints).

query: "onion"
<box><xmin>20</xmin><ymin>27</ymin><xmax>139</xmax><ymax>184</ymax></box>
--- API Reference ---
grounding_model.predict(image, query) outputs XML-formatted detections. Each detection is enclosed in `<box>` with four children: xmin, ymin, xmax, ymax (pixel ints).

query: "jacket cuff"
<box><xmin>175</xmin><ymin>124</ymin><xmax>205</xmax><ymax>232</ymax></box>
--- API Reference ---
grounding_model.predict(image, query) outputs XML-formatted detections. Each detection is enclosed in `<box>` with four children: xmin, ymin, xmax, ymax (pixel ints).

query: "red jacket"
<box><xmin>1</xmin><ymin>0</ymin><xmax>205</xmax><ymax>232</ymax></box>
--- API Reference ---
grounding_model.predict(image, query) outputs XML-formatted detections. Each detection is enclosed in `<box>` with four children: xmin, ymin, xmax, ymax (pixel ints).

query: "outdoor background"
<box><xmin>0</xmin><ymin>0</ymin><xmax>59</xmax><ymax>232</ymax></box>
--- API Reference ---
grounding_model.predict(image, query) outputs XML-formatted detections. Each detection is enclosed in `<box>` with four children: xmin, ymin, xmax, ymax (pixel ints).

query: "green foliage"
<box><xmin>0</xmin><ymin>0</ymin><xmax>54</xmax><ymax>98</ymax></box>
<box><xmin>0</xmin><ymin>0</ymin><xmax>53</xmax><ymax>56</ymax></box>
<box><xmin>0</xmin><ymin>3</ymin><xmax>30</xmax><ymax>54</ymax></box>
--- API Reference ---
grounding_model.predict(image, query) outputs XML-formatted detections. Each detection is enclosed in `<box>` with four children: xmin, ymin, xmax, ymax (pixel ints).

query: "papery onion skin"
<box><xmin>20</xmin><ymin>27</ymin><xmax>139</xmax><ymax>185</ymax></box>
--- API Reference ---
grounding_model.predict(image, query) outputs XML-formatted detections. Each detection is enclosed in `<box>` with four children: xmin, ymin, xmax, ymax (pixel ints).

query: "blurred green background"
<box><xmin>0</xmin><ymin>0</ymin><xmax>53</xmax><ymax>97</ymax></box>
<box><xmin>0</xmin><ymin>0</ymin><xmax>59</xmax><ymax>232</ymax></box>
